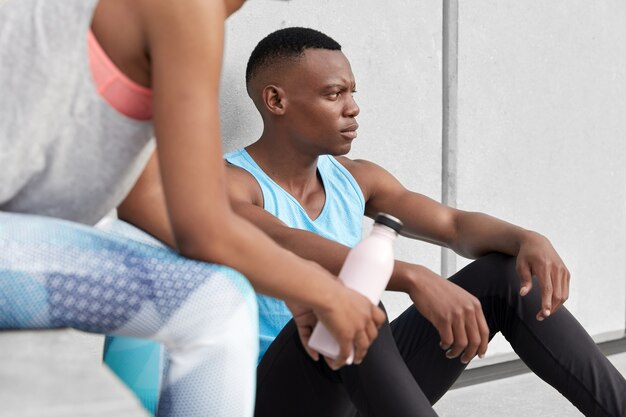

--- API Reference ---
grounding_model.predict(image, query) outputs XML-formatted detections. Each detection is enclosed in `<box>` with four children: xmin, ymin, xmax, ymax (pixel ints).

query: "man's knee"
<box><xmin>463</xmin><ymin>252</ymin><xmax>520</xmax><ymax>295</ymax></box>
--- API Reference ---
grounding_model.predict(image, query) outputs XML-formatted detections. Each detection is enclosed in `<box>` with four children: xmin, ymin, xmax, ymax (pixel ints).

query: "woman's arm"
<box><xmin>115</xmin><ymin>0</ymin><xmax>384</xmax><ymax>367</ymax></box>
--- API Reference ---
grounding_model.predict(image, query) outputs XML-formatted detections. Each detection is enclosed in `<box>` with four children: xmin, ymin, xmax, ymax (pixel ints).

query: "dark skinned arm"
<box><xmin>225</xmin><ymin>162</ymin><xmax>490</xmax><ymax>364</ymax></box>
<box><xmin>112</xmin><ymin>0</ymin><xmax>385</xmax><ymax>369</ymax></box>
<box><xmin>225</xmin><ymin>155</ymin><xmax>570</xmax><ymax>365</ymax></box>
<box><xmin>345</xmin><ymin>157</ymin><xmax>570</xmax><ymax>362</ymax></box>
<box><xmin>345</xmin><ymin>157</ymin><xmax>570</xmax><ymax>318</ymax></box>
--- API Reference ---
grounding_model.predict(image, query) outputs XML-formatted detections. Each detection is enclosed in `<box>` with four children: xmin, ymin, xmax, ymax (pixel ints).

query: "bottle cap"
<box><xmin>374</xmin><ymin>213</ymin><xmax>403</xmax><ymax>233</ymax></box>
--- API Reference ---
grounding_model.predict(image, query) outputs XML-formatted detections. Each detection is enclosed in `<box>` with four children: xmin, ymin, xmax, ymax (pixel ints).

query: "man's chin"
<box><xmin>329</xmin><ymin>143</ymin><xmax>352</xmax><ymax>156</ymax></box>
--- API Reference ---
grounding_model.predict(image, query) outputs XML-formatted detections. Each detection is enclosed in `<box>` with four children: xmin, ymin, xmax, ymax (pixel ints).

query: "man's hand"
<box><xmin>287</xmin><ymin>303</ymin><xmax>322</xmax><ymax>362</ymax></box>
<box><xmin>516</xmin><ymin>231</ymin><xmax>570</xmax><ymax>321</ymax></box>
<box><xmin>407</xmin><ymin>265</ymin><xmax>489</xmax><ymax>365</ymax></box>
<box><xmin>289</xmin><ymin>285</ymin><xmax>386</xmax><ymax>370</ymax></box>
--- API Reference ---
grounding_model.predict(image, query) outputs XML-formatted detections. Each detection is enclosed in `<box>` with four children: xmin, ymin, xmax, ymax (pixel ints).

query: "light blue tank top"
<box><xmin>225</xmin><ymin>148</ymin><xmax>365</xmax><ymax>362</ymax></box>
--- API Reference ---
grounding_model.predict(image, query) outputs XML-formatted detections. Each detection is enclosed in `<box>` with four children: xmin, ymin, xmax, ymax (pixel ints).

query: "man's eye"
<box><xmin>328</xmin><ymin>92</ymin><xmax>340</xmax><ymax>100</ymax></box>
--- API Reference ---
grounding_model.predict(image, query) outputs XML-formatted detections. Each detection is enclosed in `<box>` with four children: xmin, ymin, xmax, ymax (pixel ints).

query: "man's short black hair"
<box><xmin>246</xmin><ymin>27</ymin><xmax>342</xmax><ymax>86</ymax></box>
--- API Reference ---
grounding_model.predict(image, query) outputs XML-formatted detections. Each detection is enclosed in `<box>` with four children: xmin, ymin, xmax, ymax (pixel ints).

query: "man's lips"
<box><xmin>341</xmin><ymin>123</ymin><xmax>359</xmax><ymax>139</ymax></box>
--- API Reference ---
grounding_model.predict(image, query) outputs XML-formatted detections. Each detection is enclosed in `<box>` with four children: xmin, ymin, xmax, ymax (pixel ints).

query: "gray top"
<box><xmin>0</xmin><ymin>0</ymin><xmax>154</xmax><ymax>225</ymax></box>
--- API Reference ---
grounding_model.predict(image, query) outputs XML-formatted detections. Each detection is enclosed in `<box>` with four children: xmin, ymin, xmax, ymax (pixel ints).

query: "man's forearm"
<box><xmin>235</xmin><ymin>204</ymin><xmax>421</xmax><ymax>294</ymax></box>
<box><xmin>267</xmin><ymin>226</ymin><xmax>351</xmax><ymax>276</ymax></box>
<box><xmin>117</xmin><ymin>153</ymin><xmax>176</xmax><ymax>247</ymax></box>
<box><xmin>265</xmin><ymin>224</ymin><xmax>425</xmax><ymax>295</ymax></box>
<box><xmin>387</xmin><ymin>260</ymin><xmax>436</xmax><ymax>294</ymax></box>
<box><xmin>450</xmin><ymin>211</ymin><xmax>530</xmax><ymax>259</ymax></box>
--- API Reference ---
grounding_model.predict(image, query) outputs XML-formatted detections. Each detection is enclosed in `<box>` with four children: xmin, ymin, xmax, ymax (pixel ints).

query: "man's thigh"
<box><xmin>257</xmin><ymin>315</ymin><xmax>438</xmax><ymax>417</ymax></box>
<box><xmin>255</xmin><ymin>320</ymin><xmax>356</xmax><ymax>417</ymax></box>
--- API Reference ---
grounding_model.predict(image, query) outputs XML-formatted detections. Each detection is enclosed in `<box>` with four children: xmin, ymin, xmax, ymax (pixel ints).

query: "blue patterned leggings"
<box><xmin>0</xmin><ymin>212</ymin><xmax>258</xmax><ymax>417</ymax></box>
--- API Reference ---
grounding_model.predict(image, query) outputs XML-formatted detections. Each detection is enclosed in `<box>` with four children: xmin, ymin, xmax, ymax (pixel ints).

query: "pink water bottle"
<box><xmin>308</xmin><ymin>213</ymin><xmax>403</xmax><ymax>363</ymax></box>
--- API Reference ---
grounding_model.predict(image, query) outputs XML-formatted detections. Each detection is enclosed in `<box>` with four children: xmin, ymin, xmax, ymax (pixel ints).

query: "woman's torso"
<box><xmin>0</xmin><ymin>0</ymin><xmax>154</xmax><ymax>225</ymax></box>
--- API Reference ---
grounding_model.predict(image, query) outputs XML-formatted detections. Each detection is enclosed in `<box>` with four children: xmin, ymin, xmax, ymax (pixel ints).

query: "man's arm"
<box><xmin>226</xmin><ymin>163</ymin><xmax>352</xmax><ymax>272</ymax></box>
<box><xmin>117</xmin><ymin>152</ymin><xmax>175</xmax><ymax>246</ymax></box>
<box><xmin>341</xmin><ymin>157</ymin><xmax>570</xmax><ymax>321</ymax></box>
<box><xmin>224</xmin><ymin>163</ymin><xmax>386</xmax><ymax>362</ymax></box>
<box><xmin>226</xmin><ymin>162</ymin><xmax>489</xmax><ymax>363</ymax></box>
<box><xmin>115</xmin><ymin>144</ymin><xmax>385</xmax><ymax>368</ymax></box>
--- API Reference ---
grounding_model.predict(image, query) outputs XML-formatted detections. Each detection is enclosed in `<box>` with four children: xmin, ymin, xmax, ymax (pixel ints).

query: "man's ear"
<box><xmin>262</xmin><ymin>85</ymin><xmax>287</xmax><ymax>115</ymax></box>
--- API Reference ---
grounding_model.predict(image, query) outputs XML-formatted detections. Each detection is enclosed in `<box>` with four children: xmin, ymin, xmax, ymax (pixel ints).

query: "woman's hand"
<box><xmin>288</xmin><ymin>285</ymin><xmax>386</xmax><ymax>370</ymax></box>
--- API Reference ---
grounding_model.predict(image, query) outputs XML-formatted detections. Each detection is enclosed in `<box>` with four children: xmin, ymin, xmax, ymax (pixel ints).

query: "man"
<box><xmin>225</xmin><ymin>27</ymin><xmax>626</xmax><ymax>417</ymax></box>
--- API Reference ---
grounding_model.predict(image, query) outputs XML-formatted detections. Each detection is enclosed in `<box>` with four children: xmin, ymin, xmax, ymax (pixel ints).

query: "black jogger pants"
<box><xmin>255</xmin><ymin>253</ymin><xmax>626</xmax><ymax>417</ymax></box>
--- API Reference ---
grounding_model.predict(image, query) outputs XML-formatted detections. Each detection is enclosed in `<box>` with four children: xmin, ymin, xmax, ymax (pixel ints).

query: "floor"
<box><xmin>434</xmin><ymin>352</ymin><xmax>626</xmax><ymax>416</ymax></box>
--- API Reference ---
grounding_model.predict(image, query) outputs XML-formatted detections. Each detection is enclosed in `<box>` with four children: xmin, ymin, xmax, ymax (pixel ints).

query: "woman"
<box><xmin>0</xmin><ymin>1</ymin><xmax>385</xmax><ymax>416</ymax></box>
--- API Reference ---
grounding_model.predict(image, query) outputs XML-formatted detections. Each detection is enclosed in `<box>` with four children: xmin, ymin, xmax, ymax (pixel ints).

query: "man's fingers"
<box><xmin>563</xmin><ymin>267</ymin><xmax>571</xmax><ymax>303</ymax></box>
<box><xmin>372</xmin><ymin>305</ymin><xmax>386</xmax><ymax>327</ymax></box>
<box><xmin>446</xmin><ymin>319</ymin><xmax>467</xmax><ymax>360</ymax></box>
<box><xmin>352</xmin><ymin>330</ymin><xmax>370</xmax><ymax>365</ymax></box>
<box><xmin>303</xmin><ymin>340</ymin><xmax>319</xmax><ymax>361</ymax></box>
<box><xmin>348</xmin><ymin>321</ymin><xmax>378</xmax><ymax>365</ymax></box>
<box><xmin>365</xmin><ymin>321</ymin><xmax>379</xmax><ymax>345</ymax></box>
<box><xmin>331</xmin><ymin>337</ymin><xmax>355</xmax><ymax>370</ymax></box>
<box><xmin>551</xmin><ymin>267</ymin><xmax>564</xmax><ymax>314</ymax></box>
<box><xmin>517</xmin><ymin>262</ymin><xmax>533</xmax><ymax>296</ymax></box>
<box><xmin>476</xmin><ymin>306</ymin><xmax>490</xmax><ymax>358</ymax></box>
<box><xmin>298</xmin><ymin>325</ymin><xmax>319</xmax><ymax>361</ymax></box>
<box><xmin>291</xmin><ymin>308</ymin><xmax>319</xmax><ymax>361</ymax></box>
<box><xmin>324</xmin><ymin>356</ymin><xmax>338</xmax><ymax>370</ymax></box>
<box><xmin>537</xmin><ymin>267</ymin><xmax>553</xmax><ymax>321</ymax></box>
<box><xmin>438</xmin><ymin>323</ymin><xmax>454</xmax><ymax>351</ymax></box>
<box><xmin>552</xmin><ymin>265</ymin><xmax>570</xmax><ymax>314</ymax></box>
<box><xmin>460</xmin><ymin>317</ymin><xmax>481</xmax><ymax>364</ymax></box>
<box><xmin>350</xmin><ymin>304</ymin><xmax>385</xmax><ymax>365</ymax></box>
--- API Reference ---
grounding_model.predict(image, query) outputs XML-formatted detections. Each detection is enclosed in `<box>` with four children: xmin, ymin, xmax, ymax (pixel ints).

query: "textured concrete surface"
<box><xmin>0</xmin><ymin>330</ymin><xmax>148</xmax><ymax>417</ymax></box>
<box><xmin>455</xmin><ymin>0</ymin><xmax>626</xmax><ymax>358</ymax></box>
<box><xmin>435</xmin><ymin>352</ymin><xmax>626</xmax><ymax>416</ymax></box>
<box><xmin>0</xmin><ymin>331</ymin><xmax>624</xmax><ymax>416</ymax></box>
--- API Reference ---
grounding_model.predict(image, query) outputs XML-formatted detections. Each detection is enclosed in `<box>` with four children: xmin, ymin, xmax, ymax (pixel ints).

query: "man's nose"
<box><xmin>344</xmin><ymin>95</ymin><xmax>360</xmax><ymax>118</ymax></box>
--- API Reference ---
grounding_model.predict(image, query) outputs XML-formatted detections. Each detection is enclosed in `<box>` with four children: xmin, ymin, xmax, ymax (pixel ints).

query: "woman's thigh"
<box><xmin>0</xmin><ymin>212</ymin><xmax>256</xmax><ymax>337</ymax></box>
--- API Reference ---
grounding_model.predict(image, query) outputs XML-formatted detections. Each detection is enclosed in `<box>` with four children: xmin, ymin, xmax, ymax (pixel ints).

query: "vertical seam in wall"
<box><xmin>441</xmin><ymin>0</ymin><xmax>459</xmax><ymax>277</ymax></box>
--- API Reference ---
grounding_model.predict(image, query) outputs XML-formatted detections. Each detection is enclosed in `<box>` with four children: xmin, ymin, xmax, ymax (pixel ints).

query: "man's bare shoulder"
<box><xmin>333</xmin><ymin>156</ymin><xmax>391</xmax><ymax>201</ymax></box>
<box><xmin>332</xmin><ymin>155</ymin><xmax>411</xmax><ymax>207</ymax></box>
<box><xmin>334</xmin><ymin>156</ymin><xmax>385</xmax><ymax>179</ymax></box>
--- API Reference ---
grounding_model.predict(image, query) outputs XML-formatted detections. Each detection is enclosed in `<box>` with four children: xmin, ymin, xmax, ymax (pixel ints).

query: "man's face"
<box><xmin>280</xmin><ymin>49</ymin><xmax>360</xmax><ymax>156</ymax></box>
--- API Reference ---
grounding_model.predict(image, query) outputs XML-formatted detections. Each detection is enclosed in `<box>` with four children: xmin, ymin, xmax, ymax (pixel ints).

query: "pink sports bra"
<box><xmin>88</xmin><ymin>30</ymin><xmax>153</xmax><ymax>121</ymax></box>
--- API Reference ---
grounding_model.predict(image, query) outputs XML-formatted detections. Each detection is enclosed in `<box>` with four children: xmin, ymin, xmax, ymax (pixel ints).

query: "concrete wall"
<box><xmin>220</xmin><ymin>1</ymin><xmax>626</xmax><ymax>362</ymax></box>
<box><xmin>454</xmin><ymin>0</ymin><xmax>626</xmax><ymax>358</ymax></box>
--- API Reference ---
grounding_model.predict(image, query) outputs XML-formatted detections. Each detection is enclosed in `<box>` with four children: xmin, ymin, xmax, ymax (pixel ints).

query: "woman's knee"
<box><xmin>159</xmin><ymin>264</ymin><xmax>257</xmax><ymax>351</ymax></box>
<box><xmin>157</xmin><ymin>265</ymin><xmax>258</xmax><ymax>385</ymax></box>
<box><xmin>209</xmin><ymin>265</ymin><xmax>258</xmax><ymax>341</ymax></box>
<box><xmin>207</xmin><ymin>265</ymin><xmax>257</xmax><ymax>327</ymax></box>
